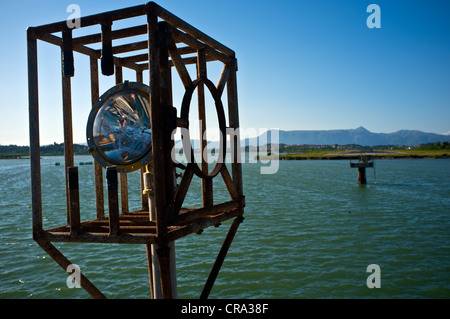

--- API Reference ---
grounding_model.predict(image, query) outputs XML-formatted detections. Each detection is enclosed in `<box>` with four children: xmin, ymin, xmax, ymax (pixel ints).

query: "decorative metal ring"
<box><xmin>180</xmin><ymin>78</ymin><xmax>226</xmax><ymax>179</ymax></box>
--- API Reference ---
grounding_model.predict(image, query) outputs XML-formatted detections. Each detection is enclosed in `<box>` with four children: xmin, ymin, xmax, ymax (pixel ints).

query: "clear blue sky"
<box><xmin>1</xmin><ymin>0</ymin><xmax>449</xmax><ymax>146</ymax></box>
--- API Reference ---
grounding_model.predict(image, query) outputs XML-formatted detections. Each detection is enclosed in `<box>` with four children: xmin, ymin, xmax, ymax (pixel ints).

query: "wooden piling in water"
<box><xmin>350</xmin><ymin>156</ymin><xmax>374</xmax><ymax>184</ymax></box>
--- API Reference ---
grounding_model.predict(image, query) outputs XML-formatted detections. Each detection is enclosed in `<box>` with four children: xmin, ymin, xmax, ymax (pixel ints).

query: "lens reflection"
<box><xmin>92</xmin><ymin>90</ymin><xmax>151</xmax><ymax>165</ymax></box>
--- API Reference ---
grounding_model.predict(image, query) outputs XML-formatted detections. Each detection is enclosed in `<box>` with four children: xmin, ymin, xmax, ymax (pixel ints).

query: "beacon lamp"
<box><xmin>87</xmin><ymin>81</ymin><xmax>152</xmax><ymax>173</ymax></box>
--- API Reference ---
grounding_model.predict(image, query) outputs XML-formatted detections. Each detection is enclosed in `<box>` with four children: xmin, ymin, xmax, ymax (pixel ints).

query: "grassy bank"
<box><xmin>258</xmin><ymin>149</ymin><xmax>450</xmax><ymax>160</ymax></box>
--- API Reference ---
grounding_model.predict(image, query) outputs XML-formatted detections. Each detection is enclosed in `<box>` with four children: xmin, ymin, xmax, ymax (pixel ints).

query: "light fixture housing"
<box><xmin>87</xmin><ymin>81</ymin><xmax>152</xmax><ymax>172</ymax></box>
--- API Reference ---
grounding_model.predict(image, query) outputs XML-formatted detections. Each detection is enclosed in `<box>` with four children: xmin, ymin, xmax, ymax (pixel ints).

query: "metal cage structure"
<box><xmin>27</xmin><ymin>2</ymin><xmax>244</xmax><ymax>299</ymax></box>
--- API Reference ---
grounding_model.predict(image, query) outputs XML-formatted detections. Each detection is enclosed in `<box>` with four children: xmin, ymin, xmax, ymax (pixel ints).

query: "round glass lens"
<box><xmin>92</xmin><ymin>90</ymin><xmax>151</xmax><ymax>165</ymax></box>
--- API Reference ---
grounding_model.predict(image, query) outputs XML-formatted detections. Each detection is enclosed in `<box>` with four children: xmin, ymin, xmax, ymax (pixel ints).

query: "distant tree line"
<box><xmin>0</xmin><ymin>143</ymin><xmax>89</xmax><ymax>158</ymax></box>
<box><xmin>252</xmin><ymin>142</ymin><xmax>450</xmax><ymax>154</ymax></box>
<box><xmin>2</xmin><ymin>141</ymin><xmax>449</xmax><ymax>159</ymax></box>
<box><xmin>417</xmin><ymin>141</ymin><xmax>450</xmax><ymax>150</ymax></box>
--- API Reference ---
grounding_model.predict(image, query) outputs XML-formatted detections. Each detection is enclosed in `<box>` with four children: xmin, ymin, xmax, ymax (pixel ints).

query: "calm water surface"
<box><xmin>1</xmin><ymin>156</ymin><xmax>449</xmax><ymax>298</ymax></box>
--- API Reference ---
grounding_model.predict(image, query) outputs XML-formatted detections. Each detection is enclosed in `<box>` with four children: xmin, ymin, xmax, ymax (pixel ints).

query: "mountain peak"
<box><xmin>355</xmin><ymin>126</ymin><xmax>368</xmax><ymax>132</ymax></box>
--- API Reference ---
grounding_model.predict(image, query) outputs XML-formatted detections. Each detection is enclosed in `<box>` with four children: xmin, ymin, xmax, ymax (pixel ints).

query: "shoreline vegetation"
<box><xmin>257</xmin><ymin>142</ymin><xmax>450</xmax><ymax>160</ymax></box>
<box><xmin>1</xmin><ymin>142</ymin><xmax>449</xmax><ymax>160</ymax></box>
<box><xmin>0</xmin><ymin>143</ymin><xmax>89</xmax><ymax>159</ymax></box>
<box><xmin>258</xmin><ymin>149</ymin><xmax>450</xmax><ymax>161</ymax></box>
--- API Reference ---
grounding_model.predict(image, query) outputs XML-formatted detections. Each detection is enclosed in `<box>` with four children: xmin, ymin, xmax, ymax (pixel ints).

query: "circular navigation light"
<box><xmin>87</xmin><ymin>82</ymin><xmax>152</xmax><ymax>172</ymax></box>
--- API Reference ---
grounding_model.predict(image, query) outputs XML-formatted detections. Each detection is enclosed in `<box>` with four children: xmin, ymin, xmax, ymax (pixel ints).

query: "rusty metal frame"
<box><xmin>27</xmin><ymin>1</ymin><xmax>244</xmax><ymax>299</ymax></box>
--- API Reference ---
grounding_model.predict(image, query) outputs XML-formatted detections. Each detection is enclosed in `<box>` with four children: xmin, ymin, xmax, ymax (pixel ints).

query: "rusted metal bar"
<box><xmin>136</xmin><ymin>69</ymin><xmax>143</xmax><ymax>83</ymax></box>
<box><xmin>139</xmin><ymin>54</ymin><xmax>217</xmax><ymax>71</ymax></box>
<box><xmin>41</xmin><ymin>33</ymin><xmax>142</xmax><ymax>71</ymax></box>
<box><xmin>62</xmin><ymin>28</ymin><xmax>74</xmax><ymax>77</ymax></box>
<box><xmin>144</xmin><ymin>165</ymin><xmax>177</xmax><ymax>299</ymax></box>
<box><xmin>167</xmin><ymin>35</ymin><xmax>192</xmax><ymax>88</ymax></box>
<box><xmin>200</xmin><ymin>215</ymin><xmax>244</xmax><ymax>299</ymax></box>
<box><xmin>216</xmin><ymin>63</ymin><xmax>231</xmax><ymax>97</ymax></box>
<box><xmin>68</xmin><ymin>166</ymin><xmax>80</xmax><ymax>236</ymax></box>
<box><xmin>156</xmin><ymin>246</ymin><xmax>173</xmax><ymax>299</ymax></box>
<box><xmin>37</xmin><ymin>240</ymin><xmax>106</xmax><ymax>299</ymax></box>
<box><xmin>120</xmin><ymin>173</ymin><xmax>129</xmax><ymax>214</ymax></box>
<box><xmin>197</xmin><ymin>49</ymin><xmax>213</xmax><ymax>208</ymax></box>
<box><xmin>174</xmin><ymin>200</ymin><xmax>240</xmax><ymax>226</ymax></box>
<box><xmin>27</xmin><ymin>28</ymin><xmax>42</xmax><ymax>239</ymax></box>
<box><xmin>169</xmin><ymin>27</ymin><xmax>231</xmax><ymax>64</ymax></box>
<box><xmin>177</xmin><ymin>46</ymin><xmax>197</xmax><ymax>55</ymax></box>
<box><xmin>159</xmin><ymin>22</ymin><xmax>176</xmax><ymax>217</ymax></box>
<box><xmin>169</xmin><ymin>208</ymin><xmax>243</xmax><ymax>242</ymax></box>
<box><xmin>148</xmin><ymin>11</ymin><xmax>177</xmax><ymax>299</ymax></box>
<box><xmin>61</xmin><ymin>53</ymin><xmax>75</xmax><ymax>225</ymax></box>
<box><xmin>73</xmin><ymin>25</ymin><xmax>148</xmax><ymax>46</ymax></box>
<box><xmin>146</xmin><ymin>243</ymin><xmax>155</xmax><ymax>298</ymax></box>
<box><xmin>106</xmin><ymin>166</ymin><xmax>120</xmax><ymax>236</ymax></box>
<box><xmin>226</xmin><ymin>59</ymin><xmax>243</xmax><ymax>198</ymax></box>
<box><xmin>156</xmin><ymin>3</ymin><xmax>234</xmax><ymax>57</ymax></box>
<box><xmin>159</xmin><ymin>21</ymin><xmax>178</xmax><ymax>299</ymax></box>
<box><xmin>143</xmin><ymin>169</ymin><xmax>158</xmax><ymax>298</ymax></box>
<box><xmin>101</xmin><ymin>19</ymin><xmax>114</xmax><ymax>76</ymax></box>
<box><xmin>121</xmin><ymin>53</ymin><xmax>149</xmax><ymax>64</ymax></box>
<box><xmin>32</xmin><ymin>4</ymin><xmax>147</xmax><ymax>38</ymax></box>
<box><xmin>137</xmin><ymin>69</ymin><xmax>148</xmax><ymax>211</ymax></box>
<box><xmin>43</xmin><ymin>231</ymin><xmax>158</xmax><ymax>244</ymax></box>
<box><xmin>90</xmin><ymin>56</ymin><xmax>105</xmax><ymax>219</ymax></box>
<box><xmin>112</xmin><ymin>40</ymin><xmax>148</xmax><ymax>54</ymax></box>
<box><xmin>40</xmin><ymin>33</ymin><xmax>101</xmax><ymax>58</ymax></box>
<box><xmin>220</xmin><ymin>166</ymin><xmax>239</xmax><ymax>200</ymax></box>
<box><xmin>147</xmin><ymin>7</ymin><xmax>173</xmax><ymax>299</ymax></box>
<box><xmin>173</xmin><ymin>167</ymin><xmax>194</xmax><ymax>215</ymax></box>
<box><xmin>171</xmin><ymin>55</ymin><xmax>217</xmax><ymax>67</ymax></box>
<box><xmin>114</xmin><ymin>65</ymin><xmax>129</xmax><ymax>214</ymax></box>
<box><xmin>147</xmin><ymin>5</ymin><xmax>167</xmax><ymax>240</ymax></box>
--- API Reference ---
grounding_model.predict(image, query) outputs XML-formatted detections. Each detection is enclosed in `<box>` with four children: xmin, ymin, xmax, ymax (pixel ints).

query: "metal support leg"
<box><xmin>200</xmin><ymin>215</ymin><xmax>244</xmax><ymax>299</ymax></box>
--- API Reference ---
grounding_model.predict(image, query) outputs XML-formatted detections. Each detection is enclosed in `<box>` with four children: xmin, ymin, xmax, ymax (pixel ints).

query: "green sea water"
<box><xmin>1</xmin><ymin>156</ymin><xmax>449</xmax><ymax>299</ymax></box>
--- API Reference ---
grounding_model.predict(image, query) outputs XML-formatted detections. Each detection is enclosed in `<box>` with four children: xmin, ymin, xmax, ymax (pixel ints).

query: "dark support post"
<box><xmin>146</xmin><ymin>244</ymin><xmax>154</xmax><ymax>298</ymax></box>
<box><xmin>350</xmin><ymin>157</ymin><xmax>373</xmax><ymax>184</ymax></box>
<box><xmin>156</xmin><ymin>246</ymin><xmax>173</xmax><ymax>299</ymax></box>
<box><xmin>106</xmin><ymin>167</ymin><xmax>120</xmax><ymax>235</ymax></box>
<box><xmin>68</xmin><ymin>166</ymin><xmax>80</xmax><ymax>235</ymax></box>
<box><xmin>227</xmin><ymin>59</ymin><xmax>243</xmax><ymax>198</ymax></box>
<box><xmin>115</xmin><ymin>65</ymin><xmax>129</xmax><ymax>214</ymax></box>
<box><xmin>147</xmin><ymin>5</ymin><xmax>175</xmax><ymax>299</ymax></box>
<box><xmin>358</xmin><ymin>167</ymin><xmax>367</xmax><ymax>184</ymax></box>
<box><xmin>62</xmin><ymin>28</ymin><xmax>74</xmax><ymax>77</ymax></box>
<box><xmin>89</xmin><ymin>56</ymin><xmax>105</xmax><ymax>219</ymax></box>
<box><xmin>101</xmin><ymin>19</ymin><xmax>114</xmax><ymax>76</ymax></box>
<box><xmin>61</xmin><ymin>54</ymin><xmax>74</xmax><ymax>225</ymax></box>
<box><xmin>27</xmin><ymin>28</ymin><xmax>43</xmax><ymax>239</ymax></box>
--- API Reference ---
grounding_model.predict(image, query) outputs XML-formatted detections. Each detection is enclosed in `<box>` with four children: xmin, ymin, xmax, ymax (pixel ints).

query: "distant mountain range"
<box><xmin>245</xmin><ymin>127</ymin><xmax>450</xmax><ymax>147</ymax></box>
<box><xmin>174</xmin><ymin>126</ymin><xmax>450</xmax><ymax>149</ymax></box>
